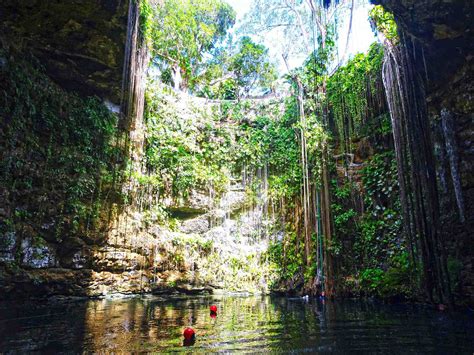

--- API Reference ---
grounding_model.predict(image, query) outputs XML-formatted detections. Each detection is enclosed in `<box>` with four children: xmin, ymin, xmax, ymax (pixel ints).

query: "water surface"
<box><xmin>1</xmin><ymin>295</ymin><xmax>473</xmax><ymax>353</ymax></box>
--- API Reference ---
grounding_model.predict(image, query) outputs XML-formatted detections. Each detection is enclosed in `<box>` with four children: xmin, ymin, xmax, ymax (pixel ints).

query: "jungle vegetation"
<box><xmin>131</xmin><ymin>0</ymin><xmax>437</xmax><ymax>301</ymax></box>
<box><xmin>1</xmin><ymin>0</ymin><xmax>463</xmax><ymax>306</ymax></box>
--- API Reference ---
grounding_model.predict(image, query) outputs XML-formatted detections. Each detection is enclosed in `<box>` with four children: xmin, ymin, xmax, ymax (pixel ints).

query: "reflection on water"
<box><xmin>1</xmin><ymin>295</ymin><xmax>473</xmax><ymax>353</ymax></box>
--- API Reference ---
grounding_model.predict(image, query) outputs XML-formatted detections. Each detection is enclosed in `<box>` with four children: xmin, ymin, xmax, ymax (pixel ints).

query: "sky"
<box><xmin>225</xmin><ymin>0</ymin><xmax>377</xmax><ymax>73</ymax></box>
<box><xmin>227</xmin><ymin>0</ymin><xmax>252</xmax><ymax>20</ymax></box>
<box><xmin>225</xmin><ymin>0</ymin><xmax>254</xmax><ymax>45</ymax></box>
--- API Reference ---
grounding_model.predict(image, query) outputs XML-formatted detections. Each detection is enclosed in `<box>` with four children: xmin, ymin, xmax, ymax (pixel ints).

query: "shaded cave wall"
<box><xmin>0</xmin><ymin>0</ymin><xmax>129</xmax><ymax>103</ymax></box>
<box><xmin>0</xmin><ymin>0</ymin><xmax>153</xmax><ymax>298</ymax></box>
<box><xmin>372</xmin><ymin>0</ymin><xmax>474</xmax><ymax>304</ymax></box>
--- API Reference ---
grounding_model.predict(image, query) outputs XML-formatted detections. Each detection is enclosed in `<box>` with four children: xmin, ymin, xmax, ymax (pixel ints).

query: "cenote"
<box><xmin>1</xmin><ymin>0</ymin><xmax>473</xmax><ymax>352</ymax></box>
<box><xmin>1</xmin><ymin>296</ymin><xmax>473</xmax><ymax>353</ymax></box>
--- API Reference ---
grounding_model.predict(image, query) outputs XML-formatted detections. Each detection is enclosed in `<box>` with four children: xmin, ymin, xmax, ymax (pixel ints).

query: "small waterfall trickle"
<box><xmin>440</xmin><ymin>109</ymin><xmax>465</xmax><ymax>223</ymax></box>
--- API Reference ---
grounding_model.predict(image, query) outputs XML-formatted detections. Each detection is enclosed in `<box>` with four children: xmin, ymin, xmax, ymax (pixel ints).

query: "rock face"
<box><xmin>179</xmin><ymin>216</ymin><xmax>210</xmax><ymax>234</ymax></box>
<box><xmin>20</xmin><ymin>237</ymin><xmax>58</xmax><ymax>269</ymax></box>
<box><xmin>0</xmin><ymin>184</ymin><xmax>277</xmax><ymax>298</ymax></box>
<box><xmin>372</xmin><ymin>0</ymin><xmax>473</xmax><ymax>88</ymax></box>
<box><xmin>0</xmin><ymin>232</ymin><xmax>16</xmax><ymax>263</ymax></box>
<box><xmin>0</xmin><ymin>0</ymin><xmax>149</xmax><ymax>299</ymax></box>
<box><xmin>373</xmin><ymin>0</ymin><xmax>474</xmax><ymax>305</ymax></box>
<box><xmin>0</xmin><ymin>0</ymin><xmax>129</xmax><ymax>103</ymax></box>
<box><xmin>82</xmin><ymin>184</ymin><xmax>277</xmax><ymax>297</ymax></box>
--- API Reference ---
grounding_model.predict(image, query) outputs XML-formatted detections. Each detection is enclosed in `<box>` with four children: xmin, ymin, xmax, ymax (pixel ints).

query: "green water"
<box><xmin>0</xmin><ymin>295</ymin><xmax>473</xmax><ymax>353</ymax></box>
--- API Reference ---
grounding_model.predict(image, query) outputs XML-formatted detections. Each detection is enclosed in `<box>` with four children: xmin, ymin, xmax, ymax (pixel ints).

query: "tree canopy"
<box><xmin>141</xmin><ymin>0</ymin><xmax>277</xmax><ymax>98</ymax></box>
<box><xmin>230</xmin><ymin>37</ymin><xmax>277</xmax><ymax>97</ymax></box>
<box><xmin>146</xmin><ymin>0</ymin><xmax>236</xmax><ymax>90</ymax></box>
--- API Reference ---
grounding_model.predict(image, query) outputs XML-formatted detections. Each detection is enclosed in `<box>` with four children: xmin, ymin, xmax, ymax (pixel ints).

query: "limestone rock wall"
<box><xmin>0</xmin><ymin>184</ymin><xmax>277</xmax><ymax>298</ymax></box>
<box><xmin>0</xmin><ymin>0</ymin><xmax>129</xmax><ymax>103</ymax></box>
<box><xmin>0</xmin><ymin>0</ymin><xmax>144</xmax><ymax>299</ymax></box>
<box><xmin>90</xmin><ymin>184</ymin><xmax>277</xmax><ymax>296</ymax></box>
<box><xmin>373</xmin><ymin>0</ymin><xmax>474</xmax><ymax>304</ymax></box>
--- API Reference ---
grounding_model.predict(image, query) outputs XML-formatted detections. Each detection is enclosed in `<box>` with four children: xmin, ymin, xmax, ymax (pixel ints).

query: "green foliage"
<box><xmin>327</xmin><ymin>43</ymin><xmax>385</xmax><ymax>151</ymax></box>
<box><xmin>234</xmin><ymin>100</ymin><xmax>302</xmax><ymax>200</ymax></box>
<box><xmin>267</xmin><ymin>228</ymin><xmax>304</xmax><ymax>284</ymax></box>
<box><xmin>167</xmin><ymin>280</ymin><xmax>178</xmax><ymax>288</ymax></box>
<box><xmin>145</xmin><ymin>84</ymin><xmax>230</xmax><ymax>196</ymax></box>
<box><xmin>360</xmin><ymin>268</ymin><xmax>385</xmax><ymax>293</ymax></box>
<box><xmin>143</xmin><ymin>82</ymin><xmax>303</xmax><ymax>210</ymax></box>
<box><xmin>361</xmin><ymin>151</ymin><xmax>398</xmax><ymax>211</ymax></box>
<box><xmin>300</xmin><ymin>26</ymin><xmax>336</xmax><ymax>94</ymax></box>
<box><xmin>359</xmin><ymin>252</ymin><xmax>417</xmax><ymax>299</ymax></box>
<box><xmin>328</xmin><ymin>146</ymin><xmax>407</xmax><ymax>298</ymax></box>
<box><xmin>354</xmin><ymin>152</ymin><xmax>402</xmax><ymax>266</ymax></box>
<box><xmin>230</xmin><ymin>36</ymin><xmax>277</xmax><ymax>97</ymax></box>
<box><xmin>369</xmin><ymin>5</ymin><xmax>399</xmax><ymax>45</ymax></box>
<box><xmin>335</xmin><ymin>150</ymin><xmax>417</xmax><ymax>299</ymax></box>
<box><xmin>332</xmin><ymin>181</ymin><xmax>357</xmax><ymax>233</ymax></box>
<box><xmin>138</xmin><ymin>0</ymin><xmax>153</xmax><ymax>45</ymax></box>
<box><xmin>0</xmin><ymin>49</ymin><xmax>119</xmax><ymax>241</ymax></box>
<box><xmin>146</xmin><ymin>0</ymin><xmax>236</xmax><ymax>90</ymax></box>
<box><xmin>330</xmin><ymin>178</ymin><xmax>358</xmax><ymax>272</ymax></box>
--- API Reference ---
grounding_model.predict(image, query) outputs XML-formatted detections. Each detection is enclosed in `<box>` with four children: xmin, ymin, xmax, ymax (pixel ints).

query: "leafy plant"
<box><xmin>326</xmin><ymin>43</ymin><xmax>385</xmax><ymax>151</ymax></box>
<box><xmin>0</xmin><ymin>48</ymin><xmax>120</xmax><ymax>242</ymax></box>
<box><xmin>369</xmin><ymin>5</ymin><xmax>399</xmax><ymax>45</ymax></box>
<box><xmin>230</xmin><ymin>36</ymin><xmax>277</xmax><ymax>97</ymax></box>
<box><xmin>145</xmin><ymin>0</ymin><xmax>236</xmax><ymax>91</ymax></box>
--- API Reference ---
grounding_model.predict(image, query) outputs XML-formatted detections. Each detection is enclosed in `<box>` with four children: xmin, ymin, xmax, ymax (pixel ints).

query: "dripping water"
<box><xmin>440</xmin><ymin>109</ymin><xmax>465</xmax><ymax>223</ymax></box>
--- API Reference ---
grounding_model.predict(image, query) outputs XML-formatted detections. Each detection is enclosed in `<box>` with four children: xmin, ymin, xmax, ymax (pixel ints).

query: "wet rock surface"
<box><xmin>20</xmin><ymin>237</ymin><xmax>58</xmax><ymax>269</ymax></box>
<box><xmin>178</xmin><ymin>216</ymin><xmax>210</xmax><ymax>234</ymax></box>
<box><xmin>0</xmin><ymin>232</ymin><xmax>16</xmax><ymax>263</ymax></box>
<box><xmin>373</xmin><ymin>0</ymin><xmax>474</xmax><ymax>305</ymax></box>
<box><xmin>0</xmin><ymin>0</ymin><xmax>129</xmax><ymax>102</ymax></box>
<box><xmin>0</xmin><ymin>184</ymin><xmax>277</xmax><ymax>299</ymax></box>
